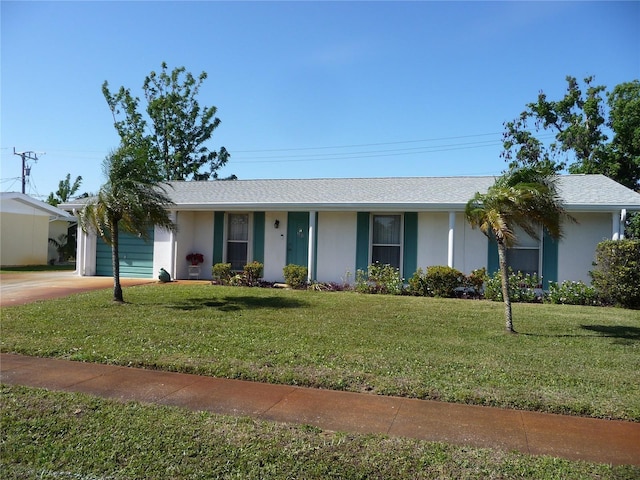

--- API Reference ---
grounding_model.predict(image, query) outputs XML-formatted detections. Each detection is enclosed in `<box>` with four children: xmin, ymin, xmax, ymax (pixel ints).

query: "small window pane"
<box><xmin>508</xmin><ymin>249</ymin><xmax>539</xmax><ymax>277</ymax></box>
<box><xmin>372</xmin><ymin>246</ymin><xmax>401</xmax><ymax>269</ymax></box>
<box><xmin>512</xmin><ymin>225</ymin><xmax>539</xmax><ymax>248</ymax></box>
<box><xmin>373</xmin><ymin>215</ymin><xmax>401</xmax><ymax>244</ymax></box>
<box><xmin>227</xmin><ymin>242</ymin><xmax>248</xmax><ymax>271</ymax></box>
<box><xmin>229</xmin><ymin>214</ymin><xmax>248</xmax><ymax>241</ymax></box>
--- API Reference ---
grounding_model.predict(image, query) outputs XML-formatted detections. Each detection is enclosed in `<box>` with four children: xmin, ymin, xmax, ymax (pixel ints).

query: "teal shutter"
<box><xmin>487</xmin><ymin>234</ymin><xmax>499</xmax><ymax>275</ymax></box>
<box><xmin>253</xmin><ymin>212</ymin><xmax>265</xmax><ymax>264</ymax></box>
<box><xmin>213</xmin><ymin>212</ymin><xmax>225</xmax><ymax>265</ymax></box>
<box><xmin>542</xmin><ymin>230</ymin><xmax>558</xmax><ymax>289</ymax></box>
<box><xmin>356</xmin><ymin>212</ymin><xmax>370</xmax><ymax>272</ymax></box>
<box><xmin>403</xmin><ymin>212</ymin><xmax>418</xmax><ymax>278</ymax></box>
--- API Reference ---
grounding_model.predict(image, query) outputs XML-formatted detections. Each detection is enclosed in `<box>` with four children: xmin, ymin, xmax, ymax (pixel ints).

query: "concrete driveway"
<box><xmin>0</xmin><ymin>271</ymin><xmax>156</xmax><ymax>307</ymax></box>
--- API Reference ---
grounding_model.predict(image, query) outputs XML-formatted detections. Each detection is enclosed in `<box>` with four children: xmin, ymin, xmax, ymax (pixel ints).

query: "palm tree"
<box><xmin>465</xmin><ymin>166</ymin><xmax>568</xmax><ymax>333</ymax></box>
<box><xmin>78</xmin><ymin>145</ymin><xmax>176</xmax><ymax>302</ymax></box>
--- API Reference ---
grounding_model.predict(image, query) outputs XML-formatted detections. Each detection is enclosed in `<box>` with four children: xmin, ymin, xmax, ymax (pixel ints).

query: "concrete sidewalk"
<box><xmin>2</xmin><ymin>353</ymin><xmax>639</xmax><ymax>466</ymax></box>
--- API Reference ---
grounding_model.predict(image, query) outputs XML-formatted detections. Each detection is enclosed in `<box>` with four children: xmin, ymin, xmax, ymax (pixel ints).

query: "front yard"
<box><xmin>2</xmin><ymin>283</ymin><xmax>639</xmax><ymax>421</ymax></box>
<box><xmin>2</xmin><ymin>283</ymin><xmax>639</xmax><ymax>478</ymax></box>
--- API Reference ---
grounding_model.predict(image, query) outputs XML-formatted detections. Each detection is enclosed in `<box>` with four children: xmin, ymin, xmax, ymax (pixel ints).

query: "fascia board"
<box><xmin>172</xmin><ymin>202</ymin><xmax>470</xmax><ymax>212</ymax></box>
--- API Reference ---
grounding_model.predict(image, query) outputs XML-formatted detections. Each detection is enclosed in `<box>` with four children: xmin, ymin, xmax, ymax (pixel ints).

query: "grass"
<box><xmin>0</xmin><ymin>264</ymin><xmax>75</xmax><ymax>273</ymax></box>
<box><xmin>2</xmin><ymin>384</ymin><xmax>638</xmax><ymax>479</ymax></box>
<box><xmin>2</xmin><ymin>283</ymin><xmax>639</xmax><ymax>421</ymax></box>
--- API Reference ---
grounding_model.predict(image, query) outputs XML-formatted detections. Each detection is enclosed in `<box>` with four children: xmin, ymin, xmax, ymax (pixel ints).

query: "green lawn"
<box><xmin>0</xmin><ymin>264</ymin><xmax>75</xmax><ymax>273</ymax></box>
<box><xmin>2</xmin><ymin>385</ymin><xmax>637</xmax><ymax>479</ymax></box>
<box><xmin>2</xmin><ymin>283</ymin><xmax>639</xmax><ymax>420</ymax></box>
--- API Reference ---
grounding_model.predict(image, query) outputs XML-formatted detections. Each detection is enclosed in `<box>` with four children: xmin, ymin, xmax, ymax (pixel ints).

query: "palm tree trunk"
<box><xmin>111</xmin><ymin>220</ymin><xmax>124</xmax><ymax>303</ymax></box>
<box><xmin>497</xmin><ymin>240</ymin><xmax>515</xmax><ymax>333</ymax></box>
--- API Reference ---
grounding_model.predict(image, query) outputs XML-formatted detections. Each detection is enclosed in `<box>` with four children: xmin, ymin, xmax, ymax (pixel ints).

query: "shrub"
<box><xmin>590</xmin><ymin>239</ymin><xmax>640</xmax><ymax>309</ymax></box>
<box><xmin>484</xmin><ymin>268</ymin><xmax>542</xmax><ymax>303</ymax></box>
<box><xmin>243</xmin><ymin>261</ymin><xmax>264</xmax><ymax>287</ymax></box>
<box><xmin>212</xmin><ymin>263</ymin><xmax>232</xmax><ymax>285</ymax></box>
<box><xmin>355</xmin><ymin>263</ymin><xmax>403</xmax><ymax>295</ymax></box>
<box><xmin>407</xmin><ymin>268</ymin><xmax>429</xmax><ymax>296</ymax></box>
<box><xmin>407</xmin><ymin>266</ymin><xmax>464</xmax><ymax>298</ymax></box>
<box><xmin>425</xmin><ymin>265</ymin><xmax>465</xmax><ymax>298</ymax></box>
<box><xmin>463</xmin><ymin>268</ymin><xmax>487</xmax><ymax>298</ymax></box>
<box><xmin>283</xmin><ymin>264</ymin><xmax>308</xmax><ymax>289</ymax></box>
<box><xmin>546</xmin><ymin>280</ymin><xmax>599</xmax><ymax>306</ymax></box>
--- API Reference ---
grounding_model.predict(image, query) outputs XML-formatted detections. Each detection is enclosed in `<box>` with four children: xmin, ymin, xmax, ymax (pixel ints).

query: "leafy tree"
<box><xmin>502</xmin><ymin>76</ymin><xmax>639</xmax><ymax>191</ymax></box>
<box><xmin>78</xmin><ymin>145</ymin><xmax>176</xmax><ymax>302</ymax></box>
<box><xmin>103</xmin><ymin>62</ymin><xmax>233</xmax><ymax>181</ymax></box>
<box><xmin>46</xmin><ymin>174</ymin><xmax>83</xmax><ymax>207</ymax></box>
<box><xmin>604</xmin><ymin>80</ymin><xmax>640</xmax><ymax>191</ymax></box>
<box><xmin>465</xmin><ymin>166</ymin><xmax>569</xmax><ymax>333</ymax></box>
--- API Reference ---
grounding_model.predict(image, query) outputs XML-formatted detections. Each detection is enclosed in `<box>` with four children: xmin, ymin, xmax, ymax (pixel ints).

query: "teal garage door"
<box><xmin>96</xmin><ymin>230</ymin><xmax>154</xmax><ymax>278</ymax></box>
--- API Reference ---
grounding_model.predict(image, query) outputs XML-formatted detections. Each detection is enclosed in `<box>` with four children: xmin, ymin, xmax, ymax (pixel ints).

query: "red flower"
<box><xmin>186</xmin><ymin>253</ymin><xmax>204</xmax><ymax>265</ymax></box>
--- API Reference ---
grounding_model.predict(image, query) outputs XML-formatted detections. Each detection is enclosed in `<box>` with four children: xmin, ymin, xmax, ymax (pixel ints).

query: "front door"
<box><xmin>286</xmin><ymin>212</ymin><xmax>309</xmax><ymax>267</ymax></box>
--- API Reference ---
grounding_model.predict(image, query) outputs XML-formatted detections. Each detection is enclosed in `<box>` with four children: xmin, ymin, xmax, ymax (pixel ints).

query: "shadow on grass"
<box><xmin>168</xmin><ymin>295</ymin><xmax>309</xmax><ymax>312</ymax></box>
<box><xmin>581</xmin><ymin>324</ymin><xmax>640</xmax><ymax>344</ymax></box>
<box><xmin>521</xmin><ymin>325</ymin><xmax>640</xmax><ymax>345</ymax></box>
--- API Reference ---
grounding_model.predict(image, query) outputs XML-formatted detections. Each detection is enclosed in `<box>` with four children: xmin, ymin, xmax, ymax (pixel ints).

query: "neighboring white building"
<box><xmin>1</xmin><ymin>192</ymin><xmax>76</xmax><ymax>266</ymax></box>
<box><xmin>61</xmin><ymin>175</ymin><xmax>640</xmax><ymax>286</ymax></box>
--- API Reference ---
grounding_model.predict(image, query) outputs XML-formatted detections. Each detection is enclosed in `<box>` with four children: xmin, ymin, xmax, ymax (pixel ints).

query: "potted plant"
<box><xmin>186</xmin><ymin>253</ymin><xmax>204</xmax><ymax>265</ymax></box>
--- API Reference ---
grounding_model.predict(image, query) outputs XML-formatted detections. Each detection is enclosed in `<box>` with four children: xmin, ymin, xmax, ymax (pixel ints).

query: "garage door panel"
<box><xmin>96</xmin><ymin>230</ymin><xmax>154</xmax><ymax>278</ymax></box>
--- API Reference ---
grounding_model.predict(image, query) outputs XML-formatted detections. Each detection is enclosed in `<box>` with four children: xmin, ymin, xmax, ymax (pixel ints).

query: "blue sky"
<box><xmin>2</xmin><ymin>1</ymin><xmax>639</xmax><ymax>200</ymax></box>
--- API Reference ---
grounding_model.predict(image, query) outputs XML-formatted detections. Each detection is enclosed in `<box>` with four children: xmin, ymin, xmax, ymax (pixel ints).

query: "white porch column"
<box><xmin>308</xmin><ymin>211</ymin><xmax>316</xmax><ymax>283</ymax></box>
<box><xmin>612</xmin><ymin>211</ymin><xmax>621</xmax><ymax>240</ymax></box>
<box><xmin>170</xmin><ymin>211</ymin><xmax>178</xmax><ymax>280</ymax></box>
<box><xmin>447</xmin><ymin>211</ymin><xmax>455</xmax><ymax>268</ymax></box>
<box><xmin>75</xmin><ymin>225</ymin><xmax>85</xmax><ymax>276</ymax></box>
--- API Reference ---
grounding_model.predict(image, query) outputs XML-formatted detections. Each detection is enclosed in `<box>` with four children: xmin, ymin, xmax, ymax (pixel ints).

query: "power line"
<box><xmin>12</xmin><ymin>148</ymin><xmax>44</xmax><ymax>194</ymax></box>
<box><xmin>232</xmin><ymin>132</ymin><xmax>504</xmax><ymax>153</ymax></box>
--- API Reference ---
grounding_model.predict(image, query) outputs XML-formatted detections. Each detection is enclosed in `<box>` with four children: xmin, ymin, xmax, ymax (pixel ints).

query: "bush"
<box><xmin>283</xmin><ymin>264</ymin><xmax>308</xmax><ymax>289</ymax></box>
<box><xmin>484</xmin><ymin>269</ymin><xmax>542</xmax><ymax>303</ymax></box>
<box><xmin>243</xmin><ymin>261</ymin><xmax>264</xmax><ymax>287</ymax></box>
<box><xmin>407</xmin><ymin>268</ymin><xmax>429</xmax><ymax>296</ymax></box>
<box><xmin>212</xmin><ymin>263</ymin><xmax>232</xmax><ymax>285</ymax></box>
<box><xmin>546</xmin><ymin>281</ymin><xmax>599</xmax><ymax>306</ymax></box>
<box><xmin>426</xmin><ymin>265</ymin><xmax>465</xmax><ymax>297</ymax></box>
<box><xmin>464</xmin><ymin>268</ymin><xmax>487</xmax><ymax>298</ymax></box>
<box><xmin>407</xmin><ymin>266</ymin><xmax>465</xmax><ymax>298</ymax></box>
<box><xmin>590</xmin><ymin>239</ymin><xmax>640</xmax><ymax>309</ymax></box>
<box><xmin>355</xmin><ymin>263</ymin><xmax>403</xmax><ymax>295</ymax></box>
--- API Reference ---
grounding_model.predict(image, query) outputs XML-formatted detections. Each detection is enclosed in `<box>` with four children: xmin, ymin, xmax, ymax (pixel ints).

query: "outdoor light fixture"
<box><xmin>274</xmin><ymin>219</ymin><xmax>280</xmax><ymax>229</ymax></box>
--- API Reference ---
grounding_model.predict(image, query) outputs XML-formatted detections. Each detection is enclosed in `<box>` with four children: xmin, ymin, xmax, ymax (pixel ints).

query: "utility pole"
<box><xmin>13</xmin><ymin>148</ymin><xmax>40</xmax><ymax>194</ymax></box>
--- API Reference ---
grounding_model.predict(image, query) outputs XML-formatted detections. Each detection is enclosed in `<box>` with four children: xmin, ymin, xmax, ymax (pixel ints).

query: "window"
<box><xmin>372</xmin><ymin>214</ymin><xmax>401</xmax><ymax>269</ymax></box>
<box><xmin>507</xmin><ymin>226</ymin><xmax>540</xmax><ymax>278</ymax></box>
<box><xmin>227</xmin><ymin>213</ymin><xmax>249</xmax><ymax>270</ymax></box>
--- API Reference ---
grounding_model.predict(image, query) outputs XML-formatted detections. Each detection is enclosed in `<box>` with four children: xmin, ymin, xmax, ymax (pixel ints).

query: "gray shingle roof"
<box><xmin>59</xmin><ymin>175</ymin><xmax>640</xmax><ymax>212</ymax></box>
<box><xmin>161</xmin><ymin>175</ymin><xmax>640</xmax><ymax>212</ymax></box>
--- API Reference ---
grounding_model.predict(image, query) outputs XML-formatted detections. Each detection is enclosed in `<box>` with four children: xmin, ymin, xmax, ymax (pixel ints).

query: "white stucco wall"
<box><xmin>0</xmin><ymin>211</ymin><xmax>49</xmax><ymax>266</ymax></box>
<box><xmin>264</xmin><ymin>212</ymin><xmax>287</xmax><ymax>282</ymax></box>
<box><xmin>153</xmin><ymin>220</ymin><xmax>175</xmax><ymax>281</ymax></box>
<box><xmin>416</xmin><ymin>212</ymin><xmax>487</xmax><ymax>275</ymax></box>
<box><xmin>174</xmin><ymin>211</ymin><xmax>215</xmax><ymax>280</ymax></box>
<box><xmin>557</xmin><ymin>212</ymin><xmax>612</xmax><ymax>284</ymax></box>
<box><xmin>316</xmin><ymin>212</ymin><xmax>357</xmax><ymax>284</ymax></box>
<box><xmin>416</xmin><ymin>212</ymin><xmax>449</xmax><ymax>269</ymax></box>
<box><xmin>454</xmin><ymin>214</ymin><xmax>488</xmax><ymax>274</ymax></box>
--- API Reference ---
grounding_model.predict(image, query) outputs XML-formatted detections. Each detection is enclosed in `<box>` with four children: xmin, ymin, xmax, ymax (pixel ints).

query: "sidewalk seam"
<box><xmin>519</xmin><ymin>410</ymin><xmax>532</xmax><ymax>455</ymax></box>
